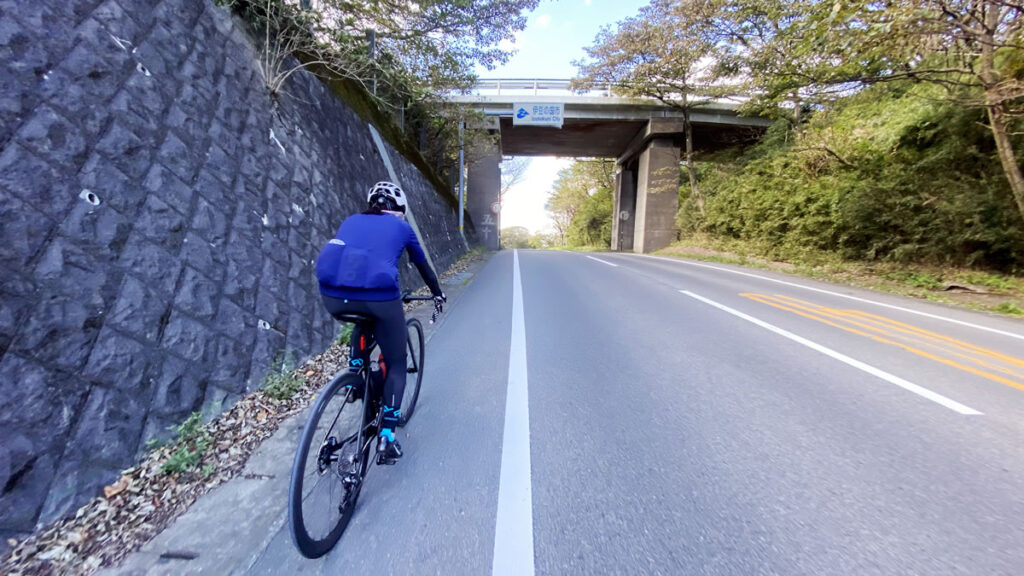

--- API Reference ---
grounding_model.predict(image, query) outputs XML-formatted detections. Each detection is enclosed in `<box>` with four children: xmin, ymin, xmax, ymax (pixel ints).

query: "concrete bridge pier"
<box><xmin>466</xmin><ymin>137</ymin><xmax>502</xmax><ymax>250</ymax></box>
<box><xmin>452</xmin><ymin>82</ymin><xmax>771</xmax><ymax>253</ymax></box>
<box><xmin>614</xmin><ymin>129</ymin><xmax>681</xmax><ymax>253</ymax></box>
<box><xmin>611</xmin><ymin>166</ymin><xmax>636</xmax><ymax>251</ymax></box>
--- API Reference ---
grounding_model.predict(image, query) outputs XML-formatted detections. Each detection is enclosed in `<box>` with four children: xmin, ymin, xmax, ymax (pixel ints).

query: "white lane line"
<box><xmin>681</xmin><ymin>290</ymin><xmax>983</xmax><ymax>416</ymax></box>
<box><xmin>585</xmin><ymin>255</ymin><xmax>619</xmax><ymax>267</ymax></box>
<box><xmin>492</xmin><ymin>250</ymin><xmax>535</xmax><ymax>576</ymax></box>
<box><xmin>638</xmin><ymin>255</ymin><xmax>1024</xmax><ymax>342</ymax></box>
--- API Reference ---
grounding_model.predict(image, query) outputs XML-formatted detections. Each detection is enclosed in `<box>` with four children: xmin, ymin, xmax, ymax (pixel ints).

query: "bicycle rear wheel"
<box><xmin>289</xmin><ymin>372</ymin><xmax>372</xmax><ymax>558</ymax></box>
<box><xmin>398</xmin><ymin>318</ymin><xmax>424</xmax><ymax>427</ymax></box>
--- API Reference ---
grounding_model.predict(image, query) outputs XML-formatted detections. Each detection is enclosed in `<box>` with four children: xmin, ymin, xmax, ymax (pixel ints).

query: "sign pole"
<box><xmin>458</xmin><ymin>120</ymin><xmax>465</xmax><ymax>241</ymax></box>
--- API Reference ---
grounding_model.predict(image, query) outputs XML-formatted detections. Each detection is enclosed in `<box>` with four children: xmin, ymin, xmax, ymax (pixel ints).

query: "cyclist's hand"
<box><xmin>431</xmin><ymin>293</ymin><xmax>446</xmax><ymax>323</ymax></box>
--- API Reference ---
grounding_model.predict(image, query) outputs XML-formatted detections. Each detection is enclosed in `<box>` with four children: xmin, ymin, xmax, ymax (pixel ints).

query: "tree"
<box><xmin>501</xmin><ymin>226</ymin><xmax>534</xmax><ymax>249</ymax></box>
<box><xmin>725</xmin><ymin>0</ymin><xmax>1024</xmax><ymax>224</ymax></box>
<box><xmin>500</xmin><ymin>156</ymin><xmax>531</xmax><ymax>201</ymax></box>
<box><xmin>568</xmin><ymin>185</ymin><xmax>613</xmax><ymax>247</ymax></box>
<box><xmin>705</xmin><ymin>0</ymin><xmax>822</xmax><ymax>125</ymax></box>
<box><xmin>845</xmin><ymin>0</ymin><xmax>1024</xmax><ymax>226</ymax></box>
<box><xmin>230</xmin><ymin>0</ymin><xmax>378</xmax><ymax>100</ymax></box>
<box><xmin>547</xmin><ymin>165</ymin><xmax>591</xmax><ymax>246</ymax></box>
<box><xmin>224</xmin><ymin>0</ymin><xmax>540</xmax><ymax>169</ymax></box>
<box><xmin>546</xmin><ymin>160</ymin><xmax>615</xmax><ymax>247</ymax></box>
<box><xmin>573</xmin><ymin>0</ymin><xmax>743</xmax><ymax>216</ymax></box>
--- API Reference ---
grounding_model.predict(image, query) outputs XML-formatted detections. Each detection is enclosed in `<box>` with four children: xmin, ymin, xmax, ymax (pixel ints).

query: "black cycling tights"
<box><xmin>322</xmin><ymin>296</ymin><xmax>406</xmax><ymax>432</ymax></box>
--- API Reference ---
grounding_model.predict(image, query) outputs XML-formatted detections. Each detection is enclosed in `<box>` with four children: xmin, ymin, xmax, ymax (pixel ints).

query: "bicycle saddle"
<box><xmin>335</xmin><ymin>313</ymin><xmax>373</xmax><ymax>324</ymax></box>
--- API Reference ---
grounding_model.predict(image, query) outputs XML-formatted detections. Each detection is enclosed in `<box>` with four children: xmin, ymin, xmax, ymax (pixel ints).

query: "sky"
<box><xmin>478</xmin><ymin>0</ymin><xmax>649</xmax><ymax>234</ymax></box>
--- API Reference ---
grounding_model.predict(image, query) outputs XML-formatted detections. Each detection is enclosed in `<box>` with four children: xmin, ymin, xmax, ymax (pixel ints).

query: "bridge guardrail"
<box><xmin>473</xmin><ymin>78</ymin><xmax>614</xmax><ymax>97</ymax></box>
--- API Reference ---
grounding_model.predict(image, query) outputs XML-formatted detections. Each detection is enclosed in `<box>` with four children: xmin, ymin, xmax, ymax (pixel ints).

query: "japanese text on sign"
<box><xmin>512</xmin><ymin>102</ymin><xmax>564</xmax><ymax>128</ymax></box>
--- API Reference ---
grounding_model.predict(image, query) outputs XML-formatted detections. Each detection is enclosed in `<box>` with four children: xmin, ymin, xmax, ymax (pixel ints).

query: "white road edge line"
<box><xmin>492</xmin><ymin>250</ymin><xmax>536</xmax><ymax>576</ymax></box>
<box><xmin>585</xmin><ymin>255</ymin><xmax>619</xmax><ymax>267</ymax></box>
<box><xmin>637</xmin><ymin>254</ymin><xmax>1024</xmax><ymax>342</ymax></box>
<box><xmin>680</xmin><ymin>290</ymin><xmax>983</xmax><ymax>416</ymax></box>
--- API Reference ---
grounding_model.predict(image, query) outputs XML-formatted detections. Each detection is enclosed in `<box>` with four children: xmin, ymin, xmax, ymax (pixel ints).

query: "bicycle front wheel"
<box><xmin>398</xmin><ymin>318</ymin><xmax>425</xmax><ymax>427</ymax></box>
<box><xmin>289</xmin><ymin>372</ymin><xmax>371</xmax><ymax>558</ymax></box>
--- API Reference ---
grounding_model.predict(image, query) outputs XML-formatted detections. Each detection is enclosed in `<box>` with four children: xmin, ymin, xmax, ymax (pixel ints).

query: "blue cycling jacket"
<box><xmin>316</xmin><ymin>213</ymin><xmax>431</xmax><ymax>301</ymax></box>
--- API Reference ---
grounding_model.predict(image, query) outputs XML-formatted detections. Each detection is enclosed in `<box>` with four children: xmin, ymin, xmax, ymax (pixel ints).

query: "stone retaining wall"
<box><xmin>0</xmin><ymin>0</ymin><xmax>468</xmax><ymax>545</ymax></box>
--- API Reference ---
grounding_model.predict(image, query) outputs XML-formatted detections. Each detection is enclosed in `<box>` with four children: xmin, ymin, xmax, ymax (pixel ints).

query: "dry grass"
<box><xmin>658</xmin><ymin>237</ymin><xmax>1024</xmax><ymax>318</ymax></box>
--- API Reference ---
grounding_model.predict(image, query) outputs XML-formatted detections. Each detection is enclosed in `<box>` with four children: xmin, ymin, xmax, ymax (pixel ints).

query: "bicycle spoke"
<box><xmin>289</xmin><ymin>374</ymin><xmax>369</xmax><ymax>557</ymax></box>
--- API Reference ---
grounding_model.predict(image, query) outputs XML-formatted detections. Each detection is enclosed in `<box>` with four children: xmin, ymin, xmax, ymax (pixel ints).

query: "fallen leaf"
<box><xmin>103</xmin><ymin>476</ymin><xmax>130</xmax><ymax>499</ymax></box>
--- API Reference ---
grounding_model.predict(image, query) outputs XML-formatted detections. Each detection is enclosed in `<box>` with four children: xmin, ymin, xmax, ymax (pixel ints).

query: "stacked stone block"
<box><xmin>0</xmin><ymin>0</ymin><xmax>466</xmax><ymax>546</ymax></box>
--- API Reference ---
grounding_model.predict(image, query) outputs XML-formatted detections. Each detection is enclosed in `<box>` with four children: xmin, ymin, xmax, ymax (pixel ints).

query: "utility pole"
<box><xmin>365</xmin><ymin>30</ymin><xmax>377</xmax><ymax>97</ymax></box>
<box><xmin>458</xmin><ymin>120</ymin><xmax>466</xmax><ymax>242</ymax></box>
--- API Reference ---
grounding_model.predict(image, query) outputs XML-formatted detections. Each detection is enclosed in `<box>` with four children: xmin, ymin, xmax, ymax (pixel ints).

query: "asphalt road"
<box><xmin>249</xmin><ymin>250</ymin><xmax>1024</xmax><ymax>575</ymax></box>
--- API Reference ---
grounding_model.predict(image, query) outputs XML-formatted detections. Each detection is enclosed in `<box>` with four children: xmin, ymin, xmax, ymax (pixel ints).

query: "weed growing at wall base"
<box><xmin>336</xmin><ymin>324</ymin><xmax>353</xmax><ymax>346</ymax></box>
<box><xmin>263</xmin><ymin>352</ymin><xmax>307</xmax><ymax>400</ymax></box>
<box><xmin>160</xmin><ymin>412</ymin><xmax>213</xmax><ymax>476</ymax></box>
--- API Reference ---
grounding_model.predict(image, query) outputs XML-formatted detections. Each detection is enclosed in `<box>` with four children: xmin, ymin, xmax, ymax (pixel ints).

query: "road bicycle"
<box><xmin>288</xmin><ymin>293</ymin><xmax>441</xmax><ymax>558</ymax></box>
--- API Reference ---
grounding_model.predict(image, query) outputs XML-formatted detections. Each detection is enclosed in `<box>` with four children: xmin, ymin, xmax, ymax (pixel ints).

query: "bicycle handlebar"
<box><xmin>402</xmin><ymin>292</ymin><xmax>445</xmax><ymax>323</ymax></box>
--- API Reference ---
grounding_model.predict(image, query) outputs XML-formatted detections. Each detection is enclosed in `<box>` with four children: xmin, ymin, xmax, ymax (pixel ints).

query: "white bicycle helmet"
<box><xmin>366</xmin><ymin>181</ymin><xmax>408</xmax><ymax>213</ymax></box>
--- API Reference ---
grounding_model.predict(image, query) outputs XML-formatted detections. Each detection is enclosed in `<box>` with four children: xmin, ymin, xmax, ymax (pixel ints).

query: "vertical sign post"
<box><xmin>458</xmin><ymin>121</ymin><xmax>465</xmax><ymax>240</ymax></box>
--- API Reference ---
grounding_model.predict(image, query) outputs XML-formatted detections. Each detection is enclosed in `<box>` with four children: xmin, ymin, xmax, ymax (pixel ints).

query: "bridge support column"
<box><xmin>466</xmin><ymin>138</ymin><xmax>502</xmax><ymax>250</ymax></box>
<box><xmin>632</xmin><ymin>137</ymin><xmax>680</xmax><ymax>253</ymax></box>
<box><xmin>611</xmin><ymin>166</ymin><xmax>636</xmax><ymax>251</ymax></box>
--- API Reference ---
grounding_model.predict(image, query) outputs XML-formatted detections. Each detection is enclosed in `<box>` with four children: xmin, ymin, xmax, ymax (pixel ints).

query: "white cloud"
<box><xmin>584</xmin><ymin>0</ymin><xmax>592</xmax><ymax>5</ymax></box>
<box><xmin>498</xmin><ymin>30</ymin><xmax>522</xmax><ymax>52</ymax></box>
<box><xmin>536</xmin><ymin>14</ymin><xmax>552</xmax><ymax>28</ymax></box>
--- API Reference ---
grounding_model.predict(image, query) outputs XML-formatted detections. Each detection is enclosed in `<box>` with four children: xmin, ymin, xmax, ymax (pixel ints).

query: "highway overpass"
<box><xmin>449</xmin><ymin>80</ymin><xmax>772</xmax><ymax>252</ymax></box>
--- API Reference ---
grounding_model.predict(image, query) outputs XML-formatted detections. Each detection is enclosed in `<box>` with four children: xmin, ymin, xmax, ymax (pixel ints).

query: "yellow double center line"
<box><xmin>741</xmin><ymin>294</ymin><xmax>1024</xmax><ymax>392</ymax></box>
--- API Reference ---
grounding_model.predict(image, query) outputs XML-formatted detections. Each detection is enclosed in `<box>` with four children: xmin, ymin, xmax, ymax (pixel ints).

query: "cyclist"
<box><xmin>316</xmin><ymin>181</ymin><xmax>445</xmax><ymax>464</ymax></box>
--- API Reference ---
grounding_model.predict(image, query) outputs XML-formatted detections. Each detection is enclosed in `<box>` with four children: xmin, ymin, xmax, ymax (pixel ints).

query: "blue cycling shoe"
<box><xmin>376</xmin><ymin>429</ymin><xmax>402</xmax><ymax>465</ymax></box>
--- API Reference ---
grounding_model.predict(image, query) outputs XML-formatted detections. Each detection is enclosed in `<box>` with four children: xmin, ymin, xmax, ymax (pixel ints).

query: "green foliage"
<box><xmin>547</xmin><ymin>160</ymin><xmax>616</xmax><ymax>248</ymax></box>
<box><xmin>502</xmin><ymin>228</ymin><xmax>558</xmax><ymax>250</ymax></box>
<box><xmin>689</xmin><ymin>82</ymin><xmax>1024</xmax><ymax>271</ymax></box>
<box><xmin>991</xmin><ymin>302</ymin><xmax>1024</xmax><ymax>315</ymax></box>
<box><xmin>962</xmin><ymin>273</ymin><xmax>1016</xmax><ymax>292</ymax></box>
<box><xmin>221</xmin><ymin>0</ymin><xmax>538</xmax><ymax>195</ymax></box>
<box><xmin>579</xmin><ymin>0</ymin><xmax>1024</xmax><ymax>225</ymax></box>
<box><xmin>160</xmin><ymin>412</ymin><xmax>213</xmax><ymax>476</ymax></box>
<box><xmin>336</xmin><ymin>324</ymin><xmax>353</xmax><ymax>346</ymax></box>
<box><xmin>501</xmin><ymin>228</ymin><xmax>557</xmax><ymax>250</ymax></box>
<box><xmin>884</xmin><ymin>271</ymin><xmax>944</xmax><ymax>290</ymax></box>
<box><xmin>574</xmin><ymin>0</ymin><xmax>740</xmax><ymax>100</ymax></box>
<box><xmin>567</xmin><ymin>186</ymin><xmax>613</xmax><ymax>248</ymax></box>
<box><xmin>262</xmin><ymin>352</ymin><xmax>307</xmax><ymax>401</ymax></box>
<box><xmin>501</xmin><ymin>226</ymin><xmax>537</xmax><ymax>249</ymax></box>
<box><xmin>229</xmin><ymin>0</ymin><xmax>538</xmax><ymax>100</ymax></box>
<box><xmin>201</xmin><ymin>463</ymin><xmax>217</xmax><ymax>478</ymax></box>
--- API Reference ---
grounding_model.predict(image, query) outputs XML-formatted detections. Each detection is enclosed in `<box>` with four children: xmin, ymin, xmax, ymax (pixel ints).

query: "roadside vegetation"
<box><xmin>533</xmin><ymin>0</ymin><xmax>1024</xmax><ymax>315</ymax></box>
<box><xmin>215</xmin><ymin>0</ymin><xmax>540</xmax><ymax>197</ymax></box>
<box><xmin>262</xmin><ymin>352</ymin><xmax>308</xmax><ymax>401</ymax></box>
